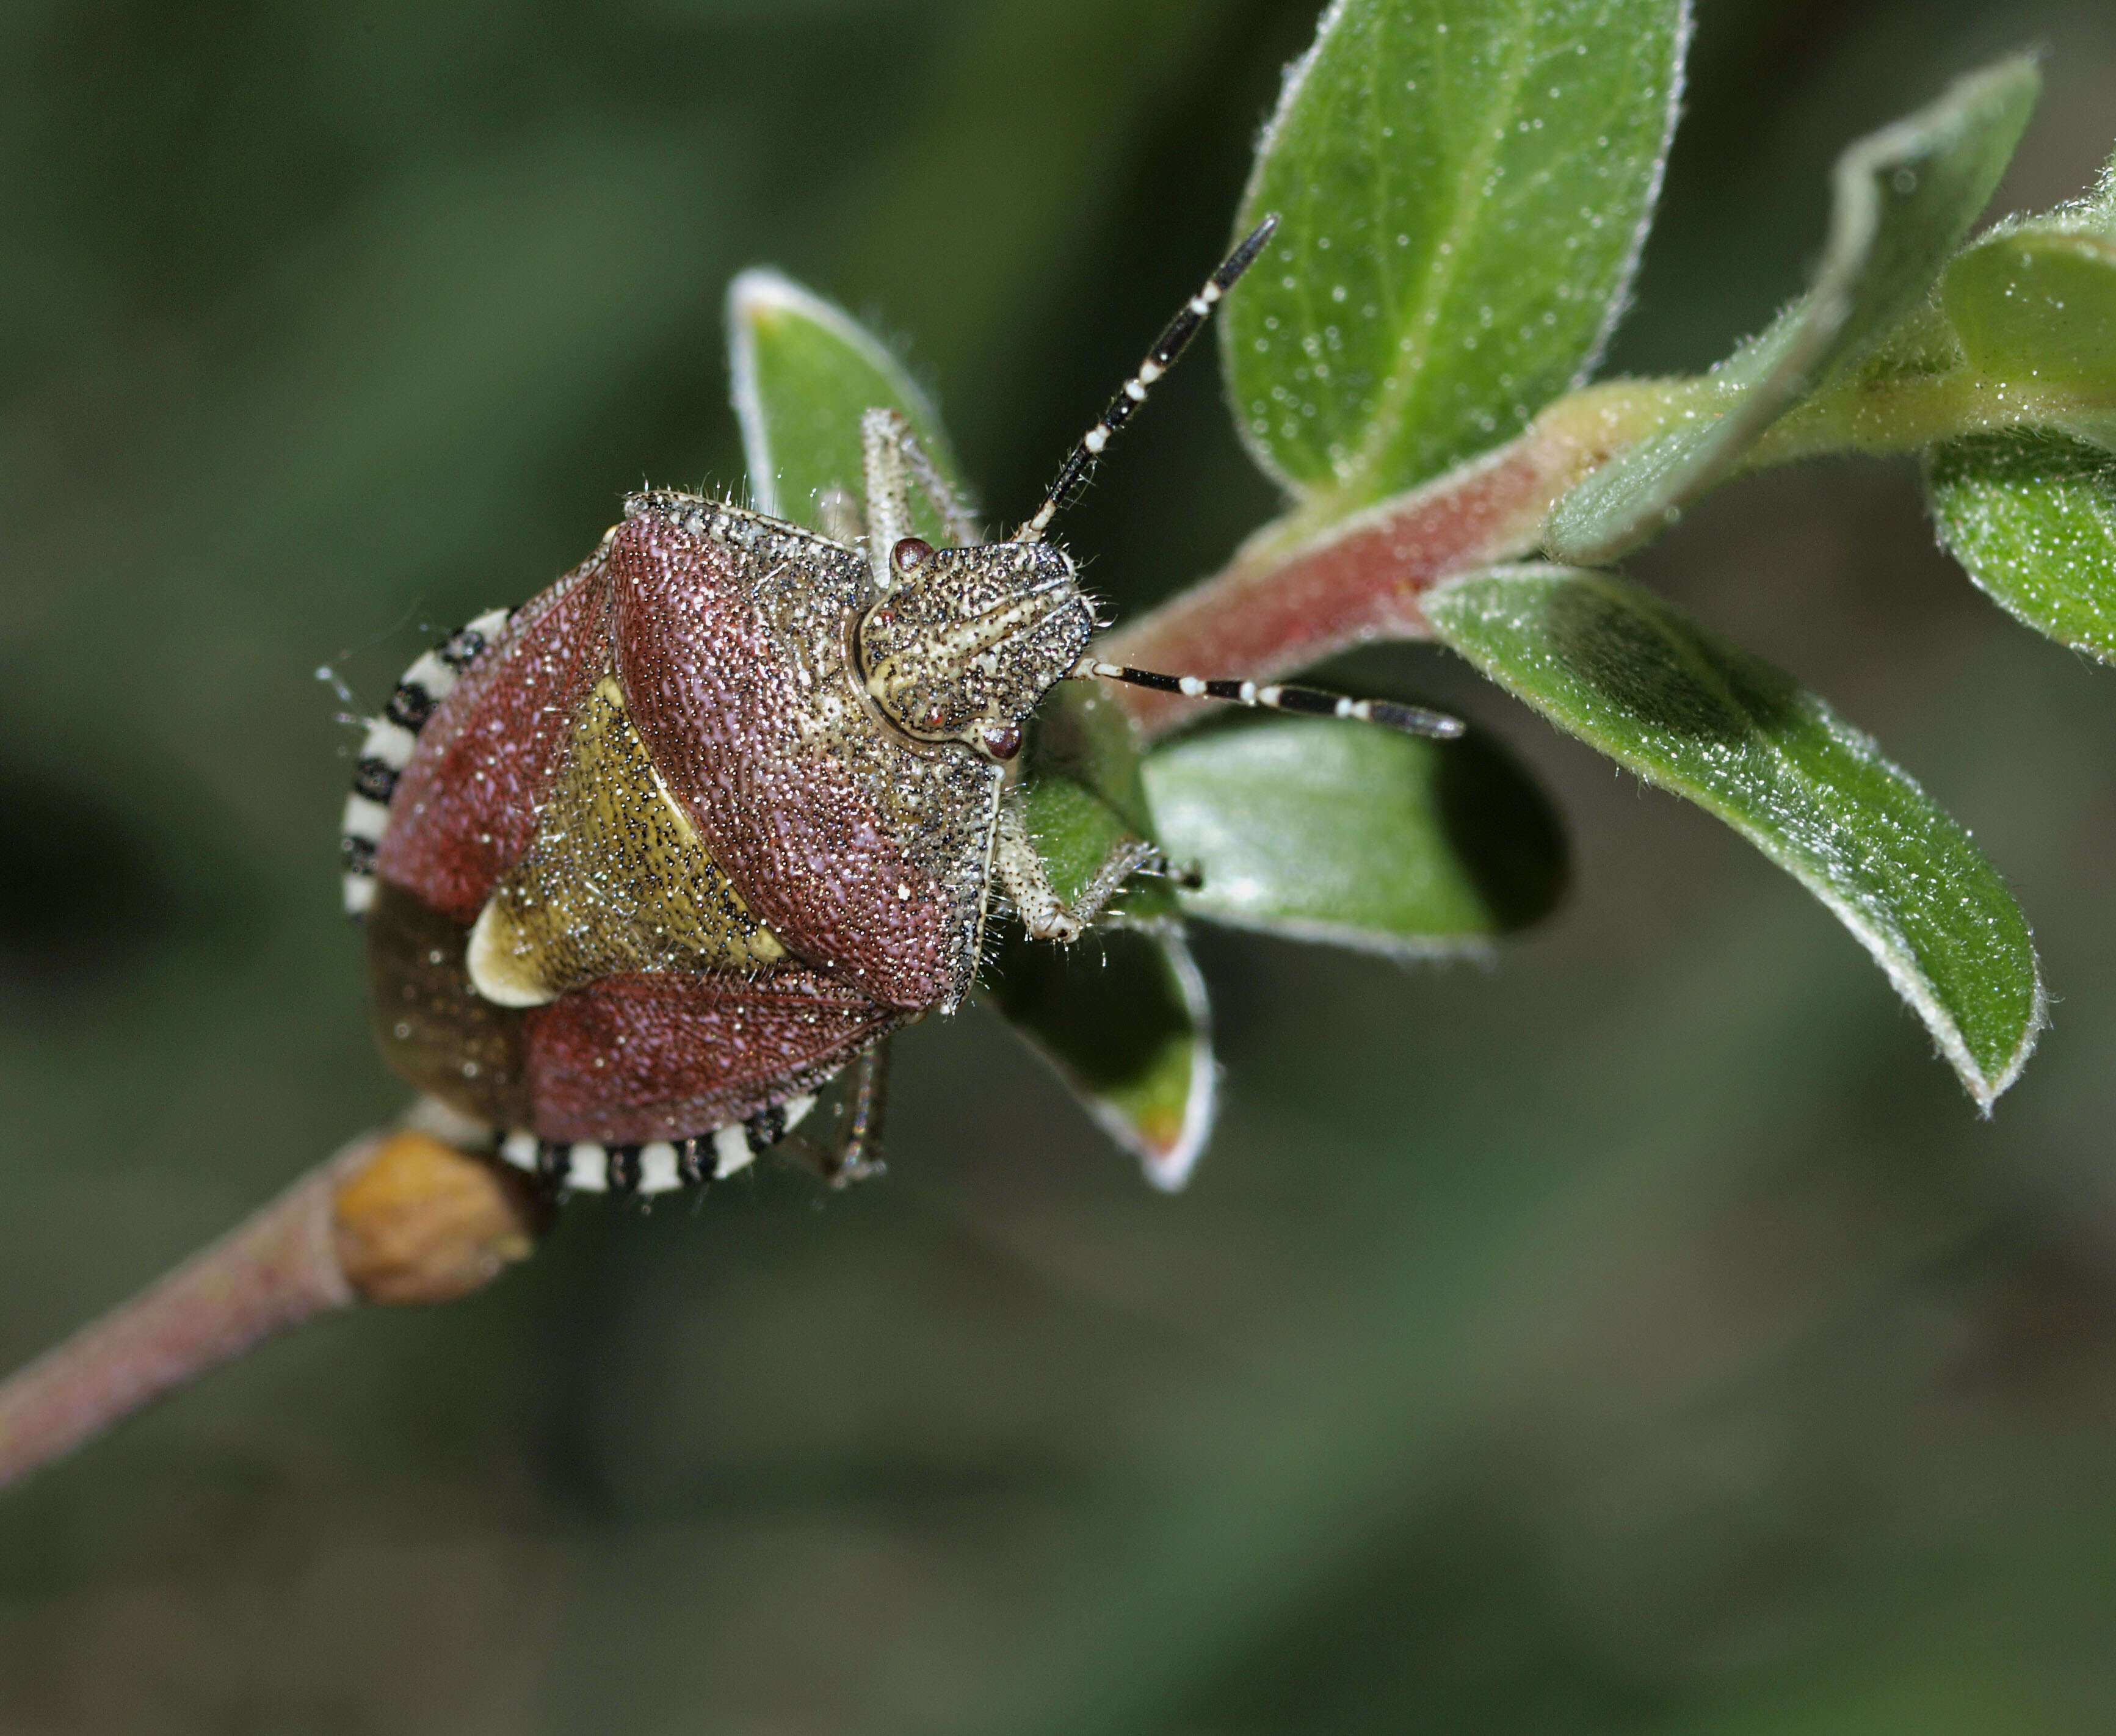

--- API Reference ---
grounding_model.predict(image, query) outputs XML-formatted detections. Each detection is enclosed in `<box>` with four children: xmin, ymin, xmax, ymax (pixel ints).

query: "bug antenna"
<box><xmin>1012</xmin><ymin>214</ymin><xmax>1280</xmax><ymax>546</ymax></box>
<box><xmin>1070</xmin><ymin>658</ymin><xmax>1466</xmax><ymax>740</ymax></box>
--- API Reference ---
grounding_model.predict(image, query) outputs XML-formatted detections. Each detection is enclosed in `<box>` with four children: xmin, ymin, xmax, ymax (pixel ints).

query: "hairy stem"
<box><xmin>1750</xmin><ymin>369</ymin><xmax>2112</xmax><ymax>465</ymax></box>
<box><xmin>1537</xmin><ymin>366</ymin><xmax>2111</xmax><ymax>472</ymax></box>
<box><xmin>0</xmin><ymin>1126</ymin><xmax>545</xmax><ymax>1492</ymax></box>
<box><xmin>1101</xmin><ymin>425</ymin><xmax>1603</xmax><ymax>737</ymax></box>
<box><xmin>0</xmin><ymin>1136</ymin><xmax>376</xmax><ymax>1491</ymax></box>
<box><xmin>1102</xmin><ymin>361</ymin><xmax>2112</xmax><ymax>740</ymax></box>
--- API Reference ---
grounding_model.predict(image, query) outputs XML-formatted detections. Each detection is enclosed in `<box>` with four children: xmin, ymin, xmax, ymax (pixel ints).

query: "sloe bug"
<box><xmin>342</xmin><ymin>216</ymin><xmax>1460</xmax><ymax>1195</ymax></box>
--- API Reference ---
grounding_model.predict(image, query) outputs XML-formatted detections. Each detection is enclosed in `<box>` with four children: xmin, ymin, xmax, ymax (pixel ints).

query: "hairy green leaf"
<box><xmin>1424</xmin><ymin>566</ymin><xmax>2044</xmax><ymax>1109</ymax></box>
<box><xmin>999</xmin><ymin>684</ymin><xmax>1196</xmax><ymax>1178</ymax></box>
<box><xmin>726</xmin><ymin>267</ymin><xmax>966</xmax><ymax>544</ymax></box>
<box><xmin>983</xmin><ymin>923</ymin><xmax>1216</xmax><ymax>1191</ymax></box>
<box><xmin>1141</xmin><ymin>715</ymin><xmax>1564</xmax><ymax>953</ymax></box>
<box><xmin>1546</xmin><ymin>56</ymin><xmax>2040</xmax><ymax>564</ymax></box>
<box><xmin>1943</xmin><ymin>228</ymin><xmax>2116</xmax><ymax>401</ymax></box>
<box><xmin>1225</xmin><ymin>0</ymin><xmax>1689</xmax><ymax>512</ymax></box>
<box><xmin>1016</xmin><ymin>684</ymin><xmax>1179</xmax><ymax>924</ymax></box>
<box><xmin>1929</xmin><ymin>432</ymin><xmax>2116</xmax><ymax>659</ymax></box>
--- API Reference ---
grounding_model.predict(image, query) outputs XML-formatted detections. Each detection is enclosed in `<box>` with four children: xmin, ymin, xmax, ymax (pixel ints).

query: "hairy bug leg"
<box><xmin>780</xmin><ymin>1040</ymin><xmax>891</xmax><ymax>1187</ymax></box>
<box><xmin>899</xmin><ymin>435</ymin><xmax>980</xmax><ymax>549</ymax></box>
<box><xmin>816</xmin><ymin>486</ymin><xmax>864</xmax><ymax>547</ymax></box>
<box><xmin>993</xmin><ymin>794</ymin><xmax>1168</xmax><ymax>944</ymax></box>
<box><xmin>860</xmin><ymin>409</ymin><xmax>980</xmax><ymax>585</ymax></box>
<box><xmin>826</xmin><ymin>1040</ymin><xmax>890</xmax><ymax>1186</ymax></box>
<box><xmin>861</xmin><ymin>410</ymin><xmax>912</xmax><ymax>585</ymax></box>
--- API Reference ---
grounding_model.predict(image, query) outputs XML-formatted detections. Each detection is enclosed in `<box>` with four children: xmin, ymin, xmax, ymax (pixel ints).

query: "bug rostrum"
<box><xmin>342</xmin><ymin>214</ymin><xmax>1462</xmax><ymax>1198</ymax></box>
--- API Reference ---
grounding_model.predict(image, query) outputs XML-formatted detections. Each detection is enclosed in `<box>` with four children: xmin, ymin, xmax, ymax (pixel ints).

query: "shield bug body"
<box><xmin>343</xmin><ymin>217</ymin><xmax>1460</xmax><ymax>1196</ymax></box>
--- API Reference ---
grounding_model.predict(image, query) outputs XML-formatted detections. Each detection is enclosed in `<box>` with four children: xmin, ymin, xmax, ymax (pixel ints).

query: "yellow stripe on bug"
<box><xmin>467</xmin><ymin>676</ymin><xmax>786</xmax><ymax>1008</ymax></box>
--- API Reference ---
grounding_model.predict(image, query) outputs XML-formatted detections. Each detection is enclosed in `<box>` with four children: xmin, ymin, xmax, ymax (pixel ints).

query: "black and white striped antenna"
<box><xmin>1012</xmin><ymin>214</ymin><xmax>1280</xmax><ymax>546</ymax></box>
<box><xmin>1069</xmin><ymin>658</ymin><xmax>1463</xmax><ymax>740</ymax></box>
<box><xmin>1013</xmin><ymin>214</ymin><xmax>1464</xmax><ymax>743</ymax></box>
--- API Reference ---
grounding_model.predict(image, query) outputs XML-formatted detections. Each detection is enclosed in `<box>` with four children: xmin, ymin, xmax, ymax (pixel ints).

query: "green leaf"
<box><xmin>982</xmin><ymin>922</ymin><xmax>1216</xmax><ymax>1191</ymax></box>
<box><xmin>1926</xmin><ymin>142</ymin><xmax>2116</xmax><ymax>626</ymax></box>
<box><xmin>1943</xmin><ymin>228</ymin><xmax>2116</xmax><ymax>400</ymax></box>
<box><xmin>725</xmin><ymin>267</ymin><xmax>967</xmax><ymax>544</ymax></box>
<box><xmin>1016</xmin><ymin>682</ymin><xmax>1181</xmax><ymax>923</ymax></box>
<box><xmin>1001</xmin><ymin>684</ymin><xmax>1199</xmax><ymax>1183</ymax></box>
<box><xmin>1140</xmin><ymin>715</ymin><xmax>1565</xmax><ymax>954</ymax></box>
<box><xmin>1928</xmin><ymin>432</ymin><xmax>2116</xmax><ymax>660</ymax></box>
<box><xmin>1018</xmin><ymin>685</ymin><xmax>1154</xmax><ymax>876</ymax></box>
<box><xmin>1004</xmin><ymin>691</ymin><xmax>1197</xmax><ymax>1178</ymax></box>
<box><xmin>1424</xmin><ymin>565</ymin><xmax>2045</xmax><ymax>1109</ymax></box>
<box><xmin>1546</xmin><ymin>56</ymin><xmax>2040</xmax><ymax>565</ymax></box>
<box><xmin>1225</xmin><ymin>0</ymin><xmax>1689</xmax><ymax>512</ymax></box>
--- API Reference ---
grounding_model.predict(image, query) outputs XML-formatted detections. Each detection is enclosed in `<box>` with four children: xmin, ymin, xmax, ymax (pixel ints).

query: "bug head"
<box><xmin>853</xmin><ymin>536</ymin><xmax>1093</xmax><ymax>761</ymax></box>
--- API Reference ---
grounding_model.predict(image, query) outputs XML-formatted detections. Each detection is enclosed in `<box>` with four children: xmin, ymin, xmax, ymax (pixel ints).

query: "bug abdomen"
<box><xmin>521</xmin><ymin>964</ymin><xmax>902</xmax><ymax>1144</ymax></box>
<box><xmin>366</xmin><ymin>875</ymin><xmax>534</xmax><ymax>1128</ymax></box>
<box><xmin>366</xmin><ymin>876</ymin><xmax>898</xmax><ymax>1149</ymax></box>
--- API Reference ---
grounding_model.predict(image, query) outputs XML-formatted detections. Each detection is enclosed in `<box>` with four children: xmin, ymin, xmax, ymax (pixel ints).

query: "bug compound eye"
<box><xmin>976</xmin><ymin>722</ymin><xmax>1023</xmax><ymax>761</ymax></box>
<box><xmin>890</xmin><ymin>537</ymin><xmax>933</xmax><ymax>574</ymax></box>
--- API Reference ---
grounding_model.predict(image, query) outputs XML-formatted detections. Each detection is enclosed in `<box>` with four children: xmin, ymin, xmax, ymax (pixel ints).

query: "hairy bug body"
<box><xmin>346</xmin><ymin>217</ymin><xmax>1460</xmax><ymax>1193</ymax></box>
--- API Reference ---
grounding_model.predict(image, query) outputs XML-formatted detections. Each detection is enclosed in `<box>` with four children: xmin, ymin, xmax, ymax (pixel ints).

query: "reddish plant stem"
<box><xmin>0</xmin><ymin>1126</ymin><xmax>546</xmax><ymax>1491</ymax></box>
<box><xmin>0</xmin><ymin>1135</ymin><xmax>378</xmax><ymax>1491</ymax></box>
<box><xmin>1100</xmin><ymin>419</ymin><xmax>1610</xmax><ymax>739</ymax></box>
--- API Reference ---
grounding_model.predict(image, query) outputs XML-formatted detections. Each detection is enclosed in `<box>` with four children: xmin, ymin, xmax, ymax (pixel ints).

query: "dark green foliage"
<box><xmin>1929</xmin><ymin>432</ymin><xmax>2116</xmax><ymax>658</ymax></box>
<box><xmin>1426</xmin><ymin>566</ymin><xmax>2043</xmax><ymax>1106</ymax></box>
<box><xmin>1143</xmin><ymin>714</ymin><xmax>1566</xmax><ymax>950</ymax></box>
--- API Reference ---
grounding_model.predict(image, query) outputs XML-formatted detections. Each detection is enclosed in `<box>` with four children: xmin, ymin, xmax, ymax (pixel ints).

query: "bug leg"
<box><xmin>898</xmin><ymin>432</ymin><xmax>980</xmax><ymax>548</ymax></box>
<box><xmin>861</xmin><ymin>408</ymin><xmax>980</xmax><ymax>574</ymax></box>
<box><xmin>993</xmin><ymin>792</ymin><xmax>1167</xmax><ymax>943</ymax></box>
<box><xmin>816</xmin><ymin>486</ymin><xmax>864</xmax><ymax>547</ymax></box>
<box><xmin>861</xmin><ymin>409</ymin><xmax>915</xmax><ymax>588</ymax></box>
<box><xmin>780</xmin><ymin>1042</ymin><xmax>892</xmax><ymax>1188</ymax></box>
<box><xmin>825</xmin><ymin>1040</ymin><xmax>890</xmax><ymax>1186</ymax></box>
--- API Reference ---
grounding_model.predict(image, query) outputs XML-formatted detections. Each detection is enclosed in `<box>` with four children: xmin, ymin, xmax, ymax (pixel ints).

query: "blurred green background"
<box><xmin>2</xmin><ymin>1</ymin><xmax>2115</xmax><ymax>1730</ymax></box>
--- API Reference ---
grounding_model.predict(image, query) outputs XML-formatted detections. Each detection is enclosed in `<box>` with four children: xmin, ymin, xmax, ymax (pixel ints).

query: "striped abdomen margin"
<box><xmin>340</xmin><ymin>608</ymin><xmax>512</xmax><ymax>919</ymax></box>
<box><xmin>497</xmin><ymin>1092</ymin><xmax>821</xmax><ymax>1196</ymax></box>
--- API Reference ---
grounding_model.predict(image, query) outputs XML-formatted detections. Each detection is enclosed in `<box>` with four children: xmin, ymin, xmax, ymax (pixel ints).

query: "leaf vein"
<box><xmin>1350</xmin><ymin>0</ymin><xmax>1543</xmax><ymax>487</ymax></box>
